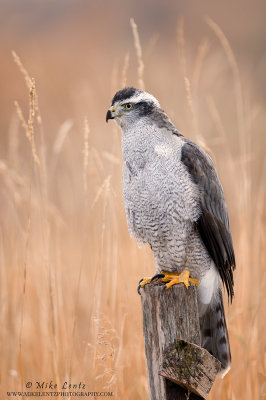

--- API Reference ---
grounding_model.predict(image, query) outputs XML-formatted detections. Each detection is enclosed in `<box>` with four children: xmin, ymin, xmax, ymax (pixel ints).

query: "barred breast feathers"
<box><xmin>121</xmin><ymin>118</ymin><xmax>201</xmax><ymax>243</ymax></box>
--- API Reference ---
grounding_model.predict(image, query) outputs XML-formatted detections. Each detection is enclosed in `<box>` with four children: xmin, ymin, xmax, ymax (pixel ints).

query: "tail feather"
<box><xmin>199</xmin><ymin>289</ymin><xmax>231</xmax><ymax>376</ymax></box>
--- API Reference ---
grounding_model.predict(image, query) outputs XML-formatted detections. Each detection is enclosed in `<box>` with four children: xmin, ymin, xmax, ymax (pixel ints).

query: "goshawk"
<box><xmin>106</xmin><ymin>87</ymin><xmax>235</xmax><ymax>375</ymax></box>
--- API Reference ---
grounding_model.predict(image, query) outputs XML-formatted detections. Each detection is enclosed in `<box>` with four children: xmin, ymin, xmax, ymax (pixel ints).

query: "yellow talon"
<box><xmin>139</xmin><ymin>277</ymin><xmax>152</xmax><ymax>289</ymax></box>
<box><xmin>161</xmin><ymin>269</ymin><xmax>200</xmax><ymax>290</ymax></box>
<box><xmin>138</xmin><ymin>276</ymin><xmax>155</xmax><ymax>294</ymax></box>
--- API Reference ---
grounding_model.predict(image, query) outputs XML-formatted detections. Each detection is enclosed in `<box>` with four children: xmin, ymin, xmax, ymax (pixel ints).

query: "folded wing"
<box><xmin>181</xmin><ymin>140</ymin><xmax>236</xmax><ymax>302</ymax></box>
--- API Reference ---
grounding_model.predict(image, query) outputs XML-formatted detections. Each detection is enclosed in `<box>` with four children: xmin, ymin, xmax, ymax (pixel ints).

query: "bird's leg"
<box><xmin>161</xmin><ymin>269</ymin><xmax>200</xmax><ymax>290</ymax></box>
<box><xmin>137</xmin><ymin>270</ymin><xmax>199</xmax><ymax>294</ymax></box>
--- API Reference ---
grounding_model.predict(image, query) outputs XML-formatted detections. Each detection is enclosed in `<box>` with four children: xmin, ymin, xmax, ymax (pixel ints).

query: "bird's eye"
<box><xmin>123</xmin><ymin>103</ymin><xmax>134</xmax><ymax>110</ymax></box>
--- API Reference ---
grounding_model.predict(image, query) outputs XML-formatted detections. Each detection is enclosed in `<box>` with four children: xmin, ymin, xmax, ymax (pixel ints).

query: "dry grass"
<box><xmin>130</xmin><ymin>18</ymin><xmax>145</xmax><ymax>91</ymax></box>
<box><xmin>0</xmin><ymin>15</ymin><xmax>265</xmax><ymax>400</ymax></box>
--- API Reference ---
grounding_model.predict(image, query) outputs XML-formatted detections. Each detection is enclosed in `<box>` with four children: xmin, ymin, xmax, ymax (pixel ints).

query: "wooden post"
<box><xmin>140</xmin><ymin>279</ymin><xmax>221</xmax><ymax>399</ymax></box>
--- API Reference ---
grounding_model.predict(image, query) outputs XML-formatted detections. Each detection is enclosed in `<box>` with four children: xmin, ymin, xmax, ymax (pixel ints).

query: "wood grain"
<box><xmin>140</xmin><ymin>279</ymin><xmax>221</xmax><ymax>399</ymax></box>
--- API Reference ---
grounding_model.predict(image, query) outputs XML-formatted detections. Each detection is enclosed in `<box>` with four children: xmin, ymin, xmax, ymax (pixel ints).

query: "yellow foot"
<box><xmin>161</xmin><ymin>269</ymin><xmax>200</xmax><ymax>290</ymax></box>
<box><xmin>137</xmin><ymin>269</ymin><xmax>199</xmax><ymax>294</ymax></box>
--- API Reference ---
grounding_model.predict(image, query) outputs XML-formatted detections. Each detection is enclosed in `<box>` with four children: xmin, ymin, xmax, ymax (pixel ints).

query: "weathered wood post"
<box><xmin>140</xmin><ymin>279</ymin><xmax>221</xmax><ymax>399</ymax></box>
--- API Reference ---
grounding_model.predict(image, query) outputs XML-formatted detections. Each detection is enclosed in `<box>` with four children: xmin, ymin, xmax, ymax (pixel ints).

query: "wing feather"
<box><xmin>181</xmin><ymin>140</ymin><xmax>236</xmax><ymax>301</ymax></box>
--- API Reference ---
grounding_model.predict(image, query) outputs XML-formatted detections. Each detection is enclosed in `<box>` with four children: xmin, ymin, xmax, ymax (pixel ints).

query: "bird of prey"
<box><xmin>106</xmin><ymin>87</ymin><xmax>235</xmax><ymax>376</ymax></box>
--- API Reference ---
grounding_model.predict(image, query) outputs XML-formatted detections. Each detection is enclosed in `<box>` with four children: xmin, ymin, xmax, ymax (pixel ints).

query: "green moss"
<box><xmin>163</xmin><ymin>340</ymin><xmax>198</xmax><ymax>384</ymax></box>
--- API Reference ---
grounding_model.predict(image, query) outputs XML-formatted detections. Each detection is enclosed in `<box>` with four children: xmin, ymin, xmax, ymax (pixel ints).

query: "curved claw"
<box><xmin>138</xmin><ymin>273</ymin><xmax>166</xmax><ymax>294</ymax></box>
<box><xmin>150</xmin><ymin>273</ymin><xmax>165</xmax><ymax>282</ymax></box>
<box><xmin>137</xmin><ymin>276</ymin><xmax>153</xmax><ymax>295</ymax></box>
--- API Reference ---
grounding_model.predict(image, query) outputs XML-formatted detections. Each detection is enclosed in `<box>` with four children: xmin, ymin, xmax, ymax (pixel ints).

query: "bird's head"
<box><xmin>106</xmin><ymin>87</ymin><xmax>160</xmax><ymax>128</ymax></box>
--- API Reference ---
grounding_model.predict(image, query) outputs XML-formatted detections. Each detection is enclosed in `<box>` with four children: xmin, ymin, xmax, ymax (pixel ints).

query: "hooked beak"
<box><xmin>106</xmin><ymin>106</ymin><xmax>115</xmax><ymax>123</ymax></box>
<box><xmin>106</xmin><ymin>106</ymin><xmax>126</xmax><ymax>123</ymax></box>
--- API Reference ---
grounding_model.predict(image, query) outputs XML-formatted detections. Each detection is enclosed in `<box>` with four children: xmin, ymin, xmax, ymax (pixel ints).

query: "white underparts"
<box><xmin>154</xmin><ymin>143</ymin><xmax>172</xmax><ymax>157</ymax></box>
<box><xmin>218</xmin><ymin>363</ymin><xmax>231</xmax><ymax>378</ymax></box>
<box><xmin>198</xmin><ymin>263</ymin><xmax>220</xmax><ymax>305</ymax></box>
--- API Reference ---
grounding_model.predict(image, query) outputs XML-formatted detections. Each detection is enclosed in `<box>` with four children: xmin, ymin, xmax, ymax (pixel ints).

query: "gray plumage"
<box><xmin>106</xmin><ymin>87</ymin><xmax>235</xmax><ymax>375</ymax></box>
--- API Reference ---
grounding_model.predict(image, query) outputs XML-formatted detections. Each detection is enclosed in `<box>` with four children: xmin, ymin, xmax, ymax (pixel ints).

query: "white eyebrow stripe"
<box><xmin>122</xmin><ymin>92</ymin><xmax>160</xmax><ymax>107</ymax></box>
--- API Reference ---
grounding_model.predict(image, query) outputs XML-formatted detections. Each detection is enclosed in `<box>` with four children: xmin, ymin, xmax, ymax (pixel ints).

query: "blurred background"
<box><xmin>0</xmin><ymin>0</ymin><xmax>265</xmax><ymax>399</ymax></box>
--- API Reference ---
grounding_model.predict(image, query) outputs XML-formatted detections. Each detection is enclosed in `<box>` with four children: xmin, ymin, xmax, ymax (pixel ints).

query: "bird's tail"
<box><xmin>199</xmin><ymin>290</ymin><xmax>231</xmax><ymax>377</ymax></box>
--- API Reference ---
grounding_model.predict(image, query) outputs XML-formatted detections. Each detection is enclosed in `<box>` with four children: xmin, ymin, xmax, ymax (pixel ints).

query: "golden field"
<box><xmin>0</xmin><ymin>1</ymin><xmax>265</xmax><ymax>399</ymax></box>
